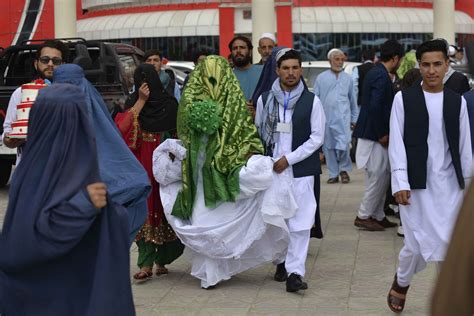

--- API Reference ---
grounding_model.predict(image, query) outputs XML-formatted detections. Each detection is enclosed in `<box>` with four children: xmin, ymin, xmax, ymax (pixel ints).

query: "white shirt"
<box><xmin>1</xmin><ymin>87</ymin><xmax>21</xmax><ymax>142</ymax></box>
<box><xmin>255</xmin><ymin>91</ymin><xmax>326</xmax><ymax>231</ymax></box>
<box><xmin>389</xmin><ymin>89</ymin><xmax>472</xmax><ymax>261</ymax></box>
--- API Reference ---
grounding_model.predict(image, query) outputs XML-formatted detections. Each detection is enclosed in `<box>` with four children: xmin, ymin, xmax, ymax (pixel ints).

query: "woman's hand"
<box><xmin>138</xmin><ymin>83</ymin><xmax>150</xmax><ymax>102</ymax></box>
<box><xmin>87</xmin><ymin>182</ymin><xmax>107</xmax><ymax>209</ymax></box>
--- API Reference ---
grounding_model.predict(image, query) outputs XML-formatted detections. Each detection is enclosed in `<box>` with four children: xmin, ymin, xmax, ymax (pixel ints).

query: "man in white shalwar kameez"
<box><xmin>387</xmin><ymin>39</ymin><xmax>472</xmax><ymax>313</ymax></box>
<box><xmin>256</xmin><ymin>49</ymin><xmax>325</xmax><ymax>292</ymax></box>
<box><xmin>313</xmin><ymin>48</ymin><xmax>358</xmax><ymax>184</ymax></box>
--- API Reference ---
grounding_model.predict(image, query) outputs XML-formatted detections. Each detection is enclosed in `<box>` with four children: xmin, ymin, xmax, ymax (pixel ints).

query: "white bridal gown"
<box><xmin>153</xmin><ymin>138</ymin><xmax>297</xmax><ymax>288</ymax></box>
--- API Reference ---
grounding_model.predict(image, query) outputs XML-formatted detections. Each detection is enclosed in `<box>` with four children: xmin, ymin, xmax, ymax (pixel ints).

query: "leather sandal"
<box><xmin>387</xmin><ymin>274</ymin><xmax>409</xmax><ymax>313</ymax></box>
<box><xmin>155</xmin><ymin>266</ymin><xmax>169</xmax><ymax>276</ymax></box>
<box><xmin>133</xmin><ymin>270</ymin><xmax>153</xmax><ymax>282</ymax></box>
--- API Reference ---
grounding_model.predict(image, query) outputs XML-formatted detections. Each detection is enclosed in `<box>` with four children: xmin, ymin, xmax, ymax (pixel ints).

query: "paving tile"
<box><xmin>198</xmin><ymin>307</ymin><xmax>250</xmax><ymax>316</ymax></box>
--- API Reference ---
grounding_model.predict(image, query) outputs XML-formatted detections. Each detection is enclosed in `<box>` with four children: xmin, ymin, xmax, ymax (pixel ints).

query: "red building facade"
<box><xmin>1</xmin><ymin>0</ymin><xmax>473</xmax><ymax>59</ymax></box>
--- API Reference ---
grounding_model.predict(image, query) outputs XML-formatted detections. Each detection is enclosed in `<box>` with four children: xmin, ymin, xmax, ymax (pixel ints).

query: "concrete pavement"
<box><xmin>0</xmin><ymin>165</ymin><xmax>436</xmax><ymax>315</ymax></box>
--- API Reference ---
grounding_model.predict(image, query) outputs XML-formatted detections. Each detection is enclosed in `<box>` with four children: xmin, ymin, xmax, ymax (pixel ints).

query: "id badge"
<box><xmin>276</xmin><ymin>122</ymin><xmax>291</xmax><ymax>133</ymax></box>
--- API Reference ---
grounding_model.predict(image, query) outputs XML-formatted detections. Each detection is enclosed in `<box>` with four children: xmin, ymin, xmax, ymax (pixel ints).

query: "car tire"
<box><xmin>0</xmin><ymin>161</ymin><xmax>12</xmax><ymax>187</ymax></box>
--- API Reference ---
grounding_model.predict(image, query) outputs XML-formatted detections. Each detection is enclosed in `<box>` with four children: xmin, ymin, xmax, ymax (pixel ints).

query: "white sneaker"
<box><xmin>389</xmin><ymin>204</ymin><xmax>399</xmax><ymax>214</ymax></box>
<box><xmin>397</xmin><ymin>225</ymin><xmax>404</xmax><ymax>237</ymax></box>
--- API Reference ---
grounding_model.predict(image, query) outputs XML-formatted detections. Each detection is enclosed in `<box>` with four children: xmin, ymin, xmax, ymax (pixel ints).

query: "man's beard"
<box><xmin>37</xmin><ymin>67</ymin><xmax>53</xmax><ymax>80</ymax></box>
<box><xmin>232</xmin><ymin>54</ymin><xmax>252</xmax><ymax>68</ymax></box>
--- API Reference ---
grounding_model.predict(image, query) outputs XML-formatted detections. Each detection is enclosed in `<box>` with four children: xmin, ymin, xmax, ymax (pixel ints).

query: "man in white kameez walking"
<box><xmin>313</xmin><ymin>48</ymin><xmax>358</xmax><ymax>184</ymax></box>
<box><xmin>256</xmin><ymin>49</ymin><xmax>325</xmax><ymax>292</ymax></box>
<box><xmin>387</xmin><ymin>39</ymin><xmax>472</xmax><ymax>314</ymax></box>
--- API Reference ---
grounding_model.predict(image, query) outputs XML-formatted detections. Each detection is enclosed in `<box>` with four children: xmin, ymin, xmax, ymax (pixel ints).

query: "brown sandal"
<box><xmin>133</xmin><ymin>270</ymin><xmax>153</xmax><ymax>282</ymax></box>
<box><xmin>155</xmin><ymin>266</ymin><xmax>169</xmax><ymax>276</ymax></box>
<box><xmin>387</xmin><ymin>274</ymin><xmax>409</xmax><ymax>313</ymax></box>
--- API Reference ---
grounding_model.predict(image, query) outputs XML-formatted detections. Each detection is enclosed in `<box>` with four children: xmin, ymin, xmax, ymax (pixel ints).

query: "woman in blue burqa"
<box><xmin>0</xmin><ymin>84</ymin><xmax>135</xmax><ymax>315</ymax></box>
<box><xmin>53</xmin><ymin>64</ymin><xmax>150</xmax><ymax>242</ymax></box>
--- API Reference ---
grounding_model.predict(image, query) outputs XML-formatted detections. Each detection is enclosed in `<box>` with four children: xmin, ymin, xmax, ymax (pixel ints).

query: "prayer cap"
<box><xmin>275</xmin><ymin>48</ymin><xmax>293</xmax><ymax>62</ymax></box>
<box><xmin>327</xmin><ymin>48</ymin><xmax>344</xmax><ymax>59</ymax></box>
<box><xmin>259</xmin><ymin>33</ymin><xmax>277</xmax><ymax>43</ymax></box>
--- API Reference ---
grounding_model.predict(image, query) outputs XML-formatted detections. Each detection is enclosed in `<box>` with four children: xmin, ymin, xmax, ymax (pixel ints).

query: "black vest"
<box><xmin>262</xmin><ymin>89</ymin><xmax>321</xmax><ymax>177</ymax></box>
<box><xmin>402</xmin><ymin>85</ymin><xmax>464</xmax><ymax>190</ymax></box>
<box><xmin>357</xmin><ymin>62</ymin><xmax>375</xmax><ymax>105</ymax></box>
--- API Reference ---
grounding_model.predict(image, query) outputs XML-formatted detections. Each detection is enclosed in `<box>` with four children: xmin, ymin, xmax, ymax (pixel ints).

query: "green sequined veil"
<box><xmin>172</xmin><ymin>55</ymin><xmax>264</xmax><ymax>219</ymax></box>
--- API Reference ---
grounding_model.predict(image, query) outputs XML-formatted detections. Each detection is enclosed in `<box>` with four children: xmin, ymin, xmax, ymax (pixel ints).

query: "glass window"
<box><xmin>118</xmin><ymin>54</ymin><xmax>137</xmax><ymax>92</ymax></box>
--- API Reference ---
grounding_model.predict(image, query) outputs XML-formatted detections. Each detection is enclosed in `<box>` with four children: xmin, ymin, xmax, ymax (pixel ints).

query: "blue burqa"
<box><xmin>251</xmin><ymin>46</ymin><xmax>288</xmax><ymax>106</ymax></box>
<box><xmin>0</xmin><ymin>84</ymin><xmax>135</xmax><ymax>315</ymax></box>
<box><xmin>53</xmin><ymin>64</ymin><xmax>150</xmax><ymax>243</ymax></box>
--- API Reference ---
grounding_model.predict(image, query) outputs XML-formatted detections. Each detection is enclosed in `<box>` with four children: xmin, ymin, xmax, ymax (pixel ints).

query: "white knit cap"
<box><xmin>275</xmin><ymin>48</ymin><xmax>292</xmax><ymax>62</ymax></box>
<box><xmin>327</xmin><ymin>48</ymin><xmax>344</xmax><ymax>60</ymax></box>
<box><xmin>259</xmin><ymin>33</ymin><xmax>277</xmax><ymax>43</ymax></box>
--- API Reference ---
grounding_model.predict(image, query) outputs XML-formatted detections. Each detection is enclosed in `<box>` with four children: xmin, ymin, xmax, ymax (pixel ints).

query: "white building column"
<box><xmin>54</xmin><ymin>0</ymin><xmax>77</xmax><ymax>38</ymax></box>
<box><xmin>251</xmin><ymin>0</ymin><xmax>275</xmax><ymax>63</ymax></box>
<box><xmin>433</xmin><ymin>0</ymin><xmax>455</xmax><ymax>44</ymax></box>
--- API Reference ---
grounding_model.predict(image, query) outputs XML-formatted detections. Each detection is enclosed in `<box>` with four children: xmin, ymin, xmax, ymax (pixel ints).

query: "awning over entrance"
<box><xmin>292</xmin><ymin>7</ymin><xmax>474</xmax><ymax>34</ymax></box>
<box><xmin>77</xmin><ymin>9</ymin><xmax>219</xmax><ymax>40</ymax></box>
<box><xmin>77</xmin><ymin>6</ymin><xmax>474</xmax><ymax>41</ymax></box>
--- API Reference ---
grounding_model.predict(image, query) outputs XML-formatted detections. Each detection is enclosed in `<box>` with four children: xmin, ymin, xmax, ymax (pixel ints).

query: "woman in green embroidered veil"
<box><xmin>152</xmin><ymin>56</ymin><xmax>297</xmax><ymax>288</ymax></box>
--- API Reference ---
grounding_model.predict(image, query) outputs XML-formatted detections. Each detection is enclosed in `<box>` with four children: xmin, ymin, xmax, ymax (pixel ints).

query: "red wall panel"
<box><xmin>219</xmin><ymin>7</ymin><xmax>235</xmax><ymax>57</ymax></box>
<box><xmin>276</xmin><ymin>5</ymin><xmax>293</xmax><ymax>48</ymax></box>
<box><xmin>0</xmin><ymin>1</ymin><xmax>27</xmax><ymax>48</ymax></box>
<box><xmin>31</xmin><ymin>0</ymin><xmax>55</xmax><ymax>41</ymax></box>
<box><xmin>456</xmin><ymin>0</ymin><xmax>474</xmax><ymax>19</ymax></box>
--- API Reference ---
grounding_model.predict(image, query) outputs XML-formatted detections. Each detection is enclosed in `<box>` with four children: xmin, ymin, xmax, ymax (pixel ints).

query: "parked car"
<box><xmin>302</xmin><ymin>61</ymin><xmax>361</xmax><ymax>91</ymax></box>
<box><xmin>452</xmin><ymin>64</ymin><xmax>474</xmax><ymax>89</ymax></box>
<box><xmin>164</xmin><ymin>61</ymin><xmax>195</xmax><ymax>74</ymax></box>
<box><xmin>0</xmin><ymin>38</ymin><xmax>145</xmax><ymax>187</ymax></box>
<box><xmin>163</xmin><ymin>65</ymin><xmax>187</xmax><ymax>90</ymax></box>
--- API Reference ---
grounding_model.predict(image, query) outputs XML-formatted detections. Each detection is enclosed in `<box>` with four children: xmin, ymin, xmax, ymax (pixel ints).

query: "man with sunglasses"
<box><xmin>2</xmin><ymin>40</ymin><xmax>68</xmax><ymax>154</ymax></box>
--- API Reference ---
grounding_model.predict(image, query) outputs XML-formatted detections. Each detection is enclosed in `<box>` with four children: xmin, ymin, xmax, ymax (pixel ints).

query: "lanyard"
<box><xmin>283</xmin><ymin>90</ymin><xmax>291</xmax><ymax>123</ymax></box>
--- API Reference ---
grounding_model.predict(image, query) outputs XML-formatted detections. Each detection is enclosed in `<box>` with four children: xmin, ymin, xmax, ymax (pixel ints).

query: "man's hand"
<box><xmin>138</xmin><ymin>83</ymin><xmax>150</xmax><ymax>102</ymax></box>
<box><xmin>246</xmin><ymin>100</ymin><xmax>256</xmax><ymax>118</ymax></box>
<box><xmin>351</xmin><ymin>123</ymin><xmax>356</xmax><ymax>130</ymax></box>
<box><xmin>378</xmin><ymin>134</ymin><xmax>389</xmax><ymax>148</ymax></box>
<box><xmin>394</xmin><ymin>190</ymin><xmax>411</xmax><ymax>205</ymax></box>
<box><xmin>87</xmin><ymin>182</ymin><xmax>107</xmax><ymax>209</ymax></box>
<box><xmin>273</xmin><ymin>156</ymin><xmax>289</xmax><ymax>173</ymax></box>
<box><xmin>3</xmin><ymin>134</ymin><xmax>25</xmax><ymax>149</ymax></box>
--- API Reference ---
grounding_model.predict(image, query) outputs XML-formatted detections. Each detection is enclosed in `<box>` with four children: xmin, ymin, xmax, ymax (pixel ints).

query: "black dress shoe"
<box><xmin>274</xmin><ymin>262</ymin><xmax>287</xmax><ymax>282</ymax></box>
<box><xmin>310</xmin><ymin>226</ymin><xmax>323</xmax><ymax>239</ymax></box>
<box><xmin>374</xmin><ymin>216</ymin><xmax>398</xmax><ymax>228</ymax></box>
<box><xmin>286</xmin><ymin>273</ymin><xmax>308</xmax><ymax>292</ymax></box>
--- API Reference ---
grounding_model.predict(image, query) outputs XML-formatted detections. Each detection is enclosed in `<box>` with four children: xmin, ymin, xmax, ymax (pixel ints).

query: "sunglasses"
<box><xmin>38</xmin><ymin>56</ymin><xmax>63</xmax><ymax>66</ymax></box>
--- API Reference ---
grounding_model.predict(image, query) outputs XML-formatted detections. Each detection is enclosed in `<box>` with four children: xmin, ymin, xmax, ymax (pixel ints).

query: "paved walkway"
<box><xmin>0</xmin><ymin>165</ymin><xmax>436</xmax><ymax>315</ymax></box>
<box><xmin>129</xmin><ymin>166</ymin><xmax>436</xmax><ymax>316</ymax></box>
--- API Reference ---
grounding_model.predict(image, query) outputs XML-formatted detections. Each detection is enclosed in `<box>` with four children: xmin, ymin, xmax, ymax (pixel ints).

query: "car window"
<box><xmin>5</xmin><ymin>50</ymin><xmax>37</xmax><ymax>87</ymax></box>
<box><xmin>303</xmin><ymin>67</ymin><xmax>327</xmax><ymax>89</ymax></box>
<box><xmin>118</xmin><ymin>54</ymin><xmax>137</xmax><ymax>92</ymax></box>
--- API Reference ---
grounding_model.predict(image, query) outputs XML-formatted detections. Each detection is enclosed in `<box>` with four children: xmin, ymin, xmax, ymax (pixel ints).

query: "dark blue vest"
<box><xmin>263</xmin><ymin>89</ymin><xmax>321</xmax><ymax>178</ymax></box>
<box><xmin>402</xmin><ymin>85</ymin><xmax>464</xmax><ymax>190</ymax></box>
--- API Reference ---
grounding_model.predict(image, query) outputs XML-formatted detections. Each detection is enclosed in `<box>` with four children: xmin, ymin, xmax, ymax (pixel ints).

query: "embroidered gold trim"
<box><xmin>135</xmin><ymin>222</ymin><xmax>178</xmax><ymax>245</ymax></box>
<box><xmin>141</xmin><ymin>131</ymin><xmax>159</xmax><ymax>142</ymax></box>
<box><xmin>128</xmin><ymin>108</ymin><xmax>139</xmax><ymax>149</ymax></box>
